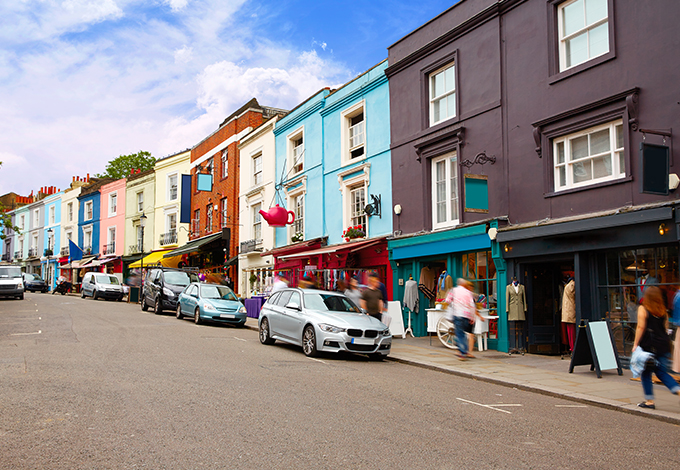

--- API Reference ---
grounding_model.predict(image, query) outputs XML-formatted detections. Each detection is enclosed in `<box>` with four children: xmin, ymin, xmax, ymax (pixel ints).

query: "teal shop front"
<box><xmin>388</xmin><ymin>222</ymin><xmax>508</xmax><ymax>352</ymax></box>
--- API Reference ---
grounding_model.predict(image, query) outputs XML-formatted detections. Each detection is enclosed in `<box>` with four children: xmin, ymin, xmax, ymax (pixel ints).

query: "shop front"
<box><xmin>497</xmin><ymin>204</ymin><xmax>678</xmax><ymax>362</ymax></box>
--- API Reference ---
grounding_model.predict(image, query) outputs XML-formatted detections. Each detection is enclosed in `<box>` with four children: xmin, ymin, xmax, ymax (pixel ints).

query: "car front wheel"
<box><xmin>302</xmin><ymin>325</ymin><xmax>318</xmax><ymax>357</ymax></box>
<box><xmin>141</xmin><ymin>295</ymin><xmax>149</xmax><ymax>311</ymax></box>
<box><xmin>92</xmin><ymin>290</ymin><xmax>98</xmax><ymax>300</ymax></box>
<box><xmin>176</xmin><ymin>304</ymin><xmax>183</xmax><ymax>319</ymax></box>
<box><xmin>259</xmin><ymin>317</ymin><xmax>275</xmax><ymax>345</ymax></box>
<box><xmin>194</xmin><ymin>307</ymin><xmax>202</xmax><ymax>325</ymax></box>
<box><xmin>154</xmin><ymin>297</ymin><xmax>162</xmax><ymax>315</ymax></box>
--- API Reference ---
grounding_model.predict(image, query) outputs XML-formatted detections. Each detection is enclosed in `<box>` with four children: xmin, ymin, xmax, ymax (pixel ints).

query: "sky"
<box><xmin>0</xmin><ymin>0</ymin><xmax>458</xmax><ymax>196</ymax></box>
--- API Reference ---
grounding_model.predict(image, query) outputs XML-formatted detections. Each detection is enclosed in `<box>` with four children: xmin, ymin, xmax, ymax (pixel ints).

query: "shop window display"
<box><xmin>462</xmin><ymin>250</ymin><xmax>498</xmax><ymax>338</ymax></box>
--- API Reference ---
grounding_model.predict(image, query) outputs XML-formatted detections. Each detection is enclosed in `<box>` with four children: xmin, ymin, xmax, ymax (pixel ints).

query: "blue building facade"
<box><xmin>77</xmin><ymin>189</ymin><xmax>101</xmax><ymax>257</ymax></box>
<box><xmin>41</xmin><ymin>192</ymin><xmax>63</xmax><ymax>290</ymax></box>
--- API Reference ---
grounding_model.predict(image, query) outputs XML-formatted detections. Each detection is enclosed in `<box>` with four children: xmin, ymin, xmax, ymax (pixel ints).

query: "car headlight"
<box><xmin>319</xmin><ymin>323</ymin><xmax>346</xmax><ymax>333</ymax></box>
<box><xmin>382</xmin><ymin>329</ymin><xmax>391</xmax><ymax>336</ymax></box>
<box><xmin>238</xmin><ymin>306</ymin><xmax>247</xmax><ymax>314</ymax></box>
<box><xmin>203</xmin><ymin>302</ymin><xmax>216</xmax><ymax>311</ymax></box>
<box><xmin>163</xmin><ymin>287</ymin><xmax>175</xmax><ymax>297</ymax></box>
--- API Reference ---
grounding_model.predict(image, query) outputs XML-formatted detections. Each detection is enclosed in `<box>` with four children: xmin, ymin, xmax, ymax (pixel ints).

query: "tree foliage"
<box><xmin>95</xmin><ymin>151</ymin><xmax>156</xmax><ymax>180</ymax></box>
<box><xmin>0</xmin><ymin>162</ymin><xmax>21</xmax><ymax>240</ymax></box>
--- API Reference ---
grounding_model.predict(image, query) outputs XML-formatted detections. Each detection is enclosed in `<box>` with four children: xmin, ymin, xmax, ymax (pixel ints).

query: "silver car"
<box><xmin>258</xmin><ymin>288</ymin><xmax>391</xmax><ymax>359</ymax></box>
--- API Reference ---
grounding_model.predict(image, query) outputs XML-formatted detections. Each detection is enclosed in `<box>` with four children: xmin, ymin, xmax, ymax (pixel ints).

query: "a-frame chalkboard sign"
<box><xmin>569</xmin><ymin>319</ymin><xmax>623</xmax><ymax>378</ymax></box>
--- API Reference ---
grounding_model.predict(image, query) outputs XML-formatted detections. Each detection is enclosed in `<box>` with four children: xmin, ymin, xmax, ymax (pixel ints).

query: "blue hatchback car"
<box><xmin>176</xmin><ymin>282</ymin><xmax>247</xmax><ymax>327</ymax></box>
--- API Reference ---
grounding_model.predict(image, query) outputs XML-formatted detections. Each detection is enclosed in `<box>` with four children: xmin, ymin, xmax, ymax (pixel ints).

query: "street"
<box><xmin>1</xmin><ymin>293</ymin><xmax>679</xmax><ymax>469</ymax></box>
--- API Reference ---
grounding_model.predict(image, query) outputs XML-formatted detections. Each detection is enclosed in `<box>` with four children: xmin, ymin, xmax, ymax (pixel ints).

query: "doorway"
<box><xmin>525</xmin><ymin>260</ymin><xmax>574</xmax><ymax>355</ymax></box>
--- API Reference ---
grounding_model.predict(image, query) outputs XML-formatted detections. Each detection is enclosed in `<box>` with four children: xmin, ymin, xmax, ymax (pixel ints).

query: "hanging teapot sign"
<box><xmin>259</xmin><ymin>204</ymin><xmax>295</xmax><ymax>227</ymax></box>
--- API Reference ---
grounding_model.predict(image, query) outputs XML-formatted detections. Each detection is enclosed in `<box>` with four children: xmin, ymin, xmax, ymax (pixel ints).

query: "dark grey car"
<box><xmin>141</xmin><ymin>268</ymin><xmax>198</xmax><ymax>315</ymax></box>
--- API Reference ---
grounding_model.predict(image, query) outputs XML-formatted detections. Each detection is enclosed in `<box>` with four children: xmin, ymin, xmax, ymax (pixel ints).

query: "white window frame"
<box><xmin>66</xmin><ymin>231</ymin><xmax>73</xmax><ymax>242</ymax></box>
<box><xmin>137</xmin><ymin>192</ymin><xmax>144</xmax><ymax>213</ymax></box>
<box><xmin>84</xmin><ymin>201</ymin><xmax>93</xmax><ymax>221</ymax></box>
<box><xmin>165</xmin><ymin>211</ymin><xmax>177</xmax><ymax>234</ymax></box>
<box><xmin>253</xmin><ymin>152</ymin><xmax>263</xmax><ymax>187</ymax></box>
<box><xmin>83</xmin><ymin>228</ymin><xmax>93</xmax><ymax>249</ymax></box>
<box><xmin>167</xmin><ymin>173</ymin><xmax>178</xmax><ymax>202</ymax></box>
<box><xmin>341</xmin><ymin>101</ymin><xmax>366</xmax><ymax>166</ymax></box>
<box><xmin>19</xmin><ymin>215</ymin><xmax>25</xmax><ymax>230</ymax></box>
<box><xmin>287</xmin><ymin>127</ymin><xmax>304</xmax><ymax>177</ymax></box>
<box><xmin>252</xmin><ymin>202</ymin><xmax>262</xmax><ymax>241</ymax></box>
<box><xmin>109</xmin><ymin>191</ymin><xmax>117</xmax><ymax>217</ymax></box>
<box><xmin>206</xmin><ymin>203</ymin><xmax>213</xmax><ymax>232</ymax></box>
<box><xmin>287</xmin><ymin>188</ymin><xmax>305</xmax><ymax>241</ymax></box>
<box><xmin>558</xmin><ymin>0</ymin><xmax>609</xmax><ymax>72</ymax></box>
<box><xmin>429</xmin><ymin>62</ymin><xmax>456</xmax><ymax>126</ymax></box>
<box><xmin>338</xmin><ymin>163</ymin><xmax>371</xmax><ymax>235</ymax></box>
<box><xmin>136</xmin><ymin>225</ymin><xmax>143</xmax><ymax>251</ymax></box>
<box><xmin>34</xmin><ymin>210</ymin><xmax>40</xmax><ymax>228</ymax></box>
<box><xmin>67</xmin><ymin>202</ymin><xmax>73</xmax><ymax>223</ymax></box>
<box><xmin>553</xmin><ymin>119</ymin><xmax>624</xmax><ymax>192</ymax></box>
<box><xmin>220</xmin><ymin>198</ymin><xmax>228</xmax><ymax>228</ymax></box>
<box><xmin>431</xmin><ymin>152</ymin><xmax>460</xmax><ymax>230</ymax></box>
<box><xmin>49</xmin><ymin>205</ymin><xmax>55</xmax><ymax>225</ymax></box>
<box><xmin>221</xmin><ymin>149</ymin><xmax>228</xmax><ymax>179</ymax></box>
<box><xmin>32</xmin><ymin>234</ymin><xmax>38</xmax><ymax>250</ymax></box>
<box><xmin>108</xmin><ymin>226</ymin><xmax>116</xmax><ymax>252</ymax></box>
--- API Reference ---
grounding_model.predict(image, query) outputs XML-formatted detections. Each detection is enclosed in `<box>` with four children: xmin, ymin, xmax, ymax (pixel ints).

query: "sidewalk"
<box><xmin>387</xmin><ymin>334</ymin><xmax>680</xmax><ymax>424</ymax></box>
<box><xmin>242</xmin><ymin>317</ymin><xmax>680</xmax><ymax>424</ymax></box>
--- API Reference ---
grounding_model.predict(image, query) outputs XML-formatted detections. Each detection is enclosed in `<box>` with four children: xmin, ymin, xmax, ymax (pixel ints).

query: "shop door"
<box><xmin>526</xmin><ymin>264</ymin><xmax>562</xmax><ymax>354</ymax></box>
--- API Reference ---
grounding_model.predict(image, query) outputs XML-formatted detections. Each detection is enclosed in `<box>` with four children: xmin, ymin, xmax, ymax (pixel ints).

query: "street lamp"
<box><xmin>140</xmin><ymin>212</ymin><xmax>147</xmax><ymax>304</ymax></box>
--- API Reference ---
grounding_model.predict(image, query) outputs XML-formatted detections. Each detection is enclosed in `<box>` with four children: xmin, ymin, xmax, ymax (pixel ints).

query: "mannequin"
<box><xmin>403</xmin><ymin>276</ymin><xmax>418</xmax><ymax>338</ymax></box>
<box><xmin>506</xmin><ymin>276</ymin><xmax>527</xmax><ymax>353</ymax></box>
<box><xmin>561</xmin><ymin>276</ymin><xmax>576</xmax><ymax>351</ymax></box>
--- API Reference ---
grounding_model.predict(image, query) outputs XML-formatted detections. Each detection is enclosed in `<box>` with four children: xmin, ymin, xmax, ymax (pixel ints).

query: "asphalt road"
<box><xmin>1</xmin><ymin>292</ymin><xmax>679</xmax><ymax>469</ymax></box>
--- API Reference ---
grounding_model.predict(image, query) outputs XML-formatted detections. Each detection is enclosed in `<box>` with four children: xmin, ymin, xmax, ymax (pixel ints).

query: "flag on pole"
<box><xmin>69</xmin><ymin>239</ymin><xmax>83</xmax><ymax>263</ymax></box>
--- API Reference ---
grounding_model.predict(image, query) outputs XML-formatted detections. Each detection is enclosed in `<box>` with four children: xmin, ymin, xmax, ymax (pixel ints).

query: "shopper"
<box><xmin>445</xmin><ymin>278</ymin><xmax>482</xmax><ymax>360</ymax></box>
<box><xmin>361</xmin><ymin>272</ymin><xmax>385</xmax><ymax>321</ymax></box>
<box><xmin>345</xmin><ymin>277</ymin><xmax>362</xmax><ymax>308</ymax></box>
<box><xmin>632</xmin><ymin>286</ymin><xmax>680</xmax><ymax>409</ymax></box>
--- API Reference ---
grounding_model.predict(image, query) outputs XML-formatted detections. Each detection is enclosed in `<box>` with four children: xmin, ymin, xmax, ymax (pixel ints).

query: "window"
<box><xmin>429</xmin><ymin>62</ymin><xmax>456</xmax><ymax>126</ymax></box>
<box><xmin>136</xmin><ymin>226</ymin><xmax>143</xmax><ymax>251</ymax></box>
<box><xmin>253</xmin><ymin>153</ymin><xmax>263</xmax><ymax>186</ymax></box>
<box><xmin>252</xmin><ymin>203</ymin><xmax>262</xmax><ymax>240</ymax></box>
<box><xmin>66</xmin><ymin>231</ymin><xmax>72</xmax><ymax>241</ymax></box>
<box><xmin>220</xmin><ymin>198</ymin><xmax>228</xmax><ymax>228</ymax></box>
<box><xmin>558</xmin><ymin>0</ymin><xmax>609</xmax><ymax>71</ymax></box>
<box><xmin>168</xmin><ymin>174</ymin><xmax>178</xmax><ymax>201</ymax></box>
<box><xmin>341</xmin><ymin>102</ymin><xmax>366</xmax><ymax>164</ymax></box>
<box><xmin>553</xmin><ymin>120</ymin><xmax>624</xmax><ymax>191</ymax></box>
<box><xmin>206</xmin><ymin>158</ymin><xmax>214</xmax><ymax>177</ymax></box>
<box><xmin>137</xmin><ymin>192</ymin><xmax>144</xmax><ymax>212</ymax></box>
<box><xmin>431</xmin><ymin>152</ymin><xmax>459</xmax><ymax>229</ymax></box>
<box><xmin>288</xmin><ymin>129</ymin><xmax>304</xmax><ymax>176</ymax></box>
<box><xmin>108</xmin><ymin>227</ymin><xmax>116</xmax><ymax>253</ymax></box>
<box><xmin>85</xmin><ymin>201</ymin><xmax>93</xmax><ymax>221</ymax></box>
<box><xmin>84</xmin><ymin>229</ymin><xmax>92</xmax><ymax>249</ymax></box>
<box><xmin>19</xmin><ymin>215</ymin><xmax>24</xmax><ymax>230</ymax></box>
<box><xmin>49</xmin><ymin>206</ymin><xmax>55</xmax><ymax>225</ymax></box>
<box><xmin>109</xmin><ymin>192</ymin><xmax>117</xmax><ymax>216</ymax></box>
<box><xmin>34</xmin><ymin>210</ymin><xmax>40</xmax><ymax>227</ymax></box>
<box><xmin>221</xmin><ymin>149</ymin><xmax>228</xmax><ymax>179</ymax></box>
<box><xmin>292</xmin><ymin>194</ymin><xmax>304</xmax><ymax>236</ymax></box>
<box><xmin>193</xmin><ymin>209</ymin><xmax>200</xmax><ymax>236</ymax></box>
<box><xmin>350</xmin><ymin>187</ymin><xmax>367</xmax><ymax>230</ymax></box>
<box><xmin>67</xmin><ymin>202</ymin><xmax>73</xmax><ymax>222</ymax></box>
<box><xmin>167</xmin><ymin>212</ymin><xmax>177</xmax><ymax>234</ymax></box>
<box><xmin>206</xmin><ymin>204</ymin><xmax>213</xmax><ymax>232</ymax></box>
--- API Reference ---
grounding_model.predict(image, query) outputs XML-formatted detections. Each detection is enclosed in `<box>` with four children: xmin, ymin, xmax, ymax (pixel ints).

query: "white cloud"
<box><xmin>166</xmin><ymin>0</ymin><xmax>190</xmax><ymax>11</ymax></box>
<box><xmin>174</xmin><ymin>45</ymin><xmax>194</xmax><ymax>64</ymax></box>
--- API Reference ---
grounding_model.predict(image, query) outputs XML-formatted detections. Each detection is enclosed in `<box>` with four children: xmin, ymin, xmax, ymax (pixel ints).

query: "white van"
<box><xmin>0</xmin><ymin>265</ymin><xmax>24</xmax><ymax>300</ymax></box>
<box><xmin>81</xmin><ymin>272</ymin><xmax>124</xmax><ymax>301</ymax></box>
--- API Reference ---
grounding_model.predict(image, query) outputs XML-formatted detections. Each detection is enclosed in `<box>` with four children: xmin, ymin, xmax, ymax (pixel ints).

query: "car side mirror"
<box><xmin>285</xmin><ymin>302</ymin><xmax>301</xmax><ymax>311</ymax></box>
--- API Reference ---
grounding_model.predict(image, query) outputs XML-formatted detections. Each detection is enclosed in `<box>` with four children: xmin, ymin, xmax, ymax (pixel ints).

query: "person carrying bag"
<box><xmin>632</xmin><ymin>286</ymin><xmax>680</xmax><ymax>410</ymax></box>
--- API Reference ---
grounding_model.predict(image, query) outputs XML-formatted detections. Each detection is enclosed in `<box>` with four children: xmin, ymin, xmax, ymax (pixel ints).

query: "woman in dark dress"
<box><xmin>632</xmin><ymin>286</ymin><xmax>680</xmax><ymax>409</ymax></box>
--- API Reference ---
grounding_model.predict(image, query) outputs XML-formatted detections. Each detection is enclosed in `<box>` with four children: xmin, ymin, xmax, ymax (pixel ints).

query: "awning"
<box><xmin>129</xmin><ymin>250</ymin><xmax>176</xmax><ymax>269</ymax></box>
<box><xmin>278</xmin><ymin>238</ymin><xmax>382</xmax><ymax>260</ymax></box>
<box><xmin>162</xmin><ymin>232</ymin><xmax>222</xmax><ymax>258</ymax></box>
<box><xmin>86</xmin><ymin>255</ymin><xmax>120</xmax><ymax>267</ymax></box>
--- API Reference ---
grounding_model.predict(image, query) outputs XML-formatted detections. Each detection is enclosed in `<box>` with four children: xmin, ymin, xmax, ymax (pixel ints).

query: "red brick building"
<box><xmin>187</xmin><ymin>98</ymin><xmax>286</xmax><ymax>290</ymax></box>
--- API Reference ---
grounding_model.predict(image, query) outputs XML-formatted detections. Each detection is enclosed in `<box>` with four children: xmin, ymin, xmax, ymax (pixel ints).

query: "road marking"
<box><xmin>456</xmin><ymin>397</ymin><xmax>522</xmax><ymax>414</ymax></box>
<box><xmin>555</xmin><ymin>405</ymin><xmax>588</xmax><ymax>408</ymax></box>
<box><xmin>10</xmin><ymin>330</ymin><xmax>42</xmax><ymax>336</ymax></box>
<box><xmin>233</xmin><ymin>337</ymin><xmax>247</xmax><ymax>342</ymax></box>
<box><xmin>307</xmin><ymin>357</ymin><xmax>327</xmax><ymax>364</ymax></box>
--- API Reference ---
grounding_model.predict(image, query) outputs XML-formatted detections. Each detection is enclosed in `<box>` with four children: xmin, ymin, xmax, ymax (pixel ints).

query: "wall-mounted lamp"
<box><xmin>487</xmin><ymin>227</ymin><xmax>497</xmax><ymax>241</ymax></box>
<box><xmin>394</xmin><ymin>204</ymin><xmax>402</xmax><ymax>216</ymax></box>
<box><xmin>504</xmin><ymin>243</ymin><xmax>511</xmax><ymax>253</ymax></box>
<box><xmin>659</xmin><ymin>223</ymin><xmax>669</xmax><ymax>236</ymax></box>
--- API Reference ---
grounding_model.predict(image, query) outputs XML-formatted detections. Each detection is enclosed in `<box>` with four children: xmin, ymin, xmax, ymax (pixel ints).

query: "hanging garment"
<box><xmin>418</xmin><ymin>266</ymin><xmax>436</xmax><ymax>300</ymax></box>
<box><xmin>561</xmin><ymin>279</ymin><xmax>576</xmax><ymax>323</ymax></box>
<box><xmin>506</xmin><ymin>283</ymin><xmax>527</xmax><ymax>321</ymax></box>
<box><xmin>436</xmin><ymin>272</ymin><xmax>453</xmax><ymax>302</ymax></box>
<box><xmin>403</xmin><ymin>279</ymin><xmax>419</xmax><ymax>313</ymax></box>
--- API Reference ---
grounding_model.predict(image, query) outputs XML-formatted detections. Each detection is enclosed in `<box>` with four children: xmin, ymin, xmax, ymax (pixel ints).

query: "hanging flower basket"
<box><xmin>291</xmin><ymin>232</ymin><xmax>304</xmax><ymax>243</ymax></box>
<box><xmin>342</xmin><ymin>226</ymin><xmax>366</xmax><ymax>242</ymax></box>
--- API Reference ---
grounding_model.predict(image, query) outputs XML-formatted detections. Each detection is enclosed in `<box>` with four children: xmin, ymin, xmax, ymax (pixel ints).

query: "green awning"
<box><xmin>163</xmin><ymin>232</ymin><xmax>223</xmax><ymax>258</ymax></box>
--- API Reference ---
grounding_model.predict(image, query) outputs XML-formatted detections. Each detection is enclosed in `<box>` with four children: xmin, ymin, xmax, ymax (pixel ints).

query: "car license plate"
<box><xmin>351</xmin><ymin>338</ymin><xmax>374</xmax><ymax>345</ymax></box>
<box><xmin>220</xmin><ymin>314</ymin><xmax>235</xmax><ymax>319</ymax></box>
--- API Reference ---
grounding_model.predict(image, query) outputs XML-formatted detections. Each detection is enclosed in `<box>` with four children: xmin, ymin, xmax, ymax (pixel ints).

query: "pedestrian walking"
<box><xmin>345</xmin><ymin>277</ymin><xmax>362</xmax><ymax>307</ymax></box>
<box><xmin>361</xmin><ymin>272</ymin><xmax>386</xmax><ymax>321</ymax></box>
<box><xmin>445</xmin><ymin>278</ymin><xmax>483</xmax><ymax>360</ymax></box>
<box><xmin>632</xmin><ymin>286</ymin><xmax>680</xmax><ymax>409</ymax></box>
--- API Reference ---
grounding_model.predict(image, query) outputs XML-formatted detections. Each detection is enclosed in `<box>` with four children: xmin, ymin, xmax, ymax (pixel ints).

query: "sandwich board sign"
<box><xmin>569</xmin><ymin>319</ymin><xmax>622</xmax><ymax>378</ymax></box>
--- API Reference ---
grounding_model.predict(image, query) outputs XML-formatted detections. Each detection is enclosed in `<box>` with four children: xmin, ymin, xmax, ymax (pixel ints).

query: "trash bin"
<box><xmin>129</xmin><ymin>286</ymin><xmax>140</xmax><ymax>304</ymax></box>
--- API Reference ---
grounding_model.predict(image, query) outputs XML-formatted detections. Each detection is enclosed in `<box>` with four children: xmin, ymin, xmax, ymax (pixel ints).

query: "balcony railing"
<box><xmin>43</xmin><ymin>249</ymin><xmax>53</xmax><ymax>257</ymax></box>
<box><xmin>129</xmin><ymin>243</ymin><xmax>142</xmax><ymax>254</ymax></box>
<box><xmin>60</xmin><ymin>246</ymin><xmax>69</xmax><ymax>257</ymax></box>
<box><xmin>28</xmin><ymin>248</ymin><xmax>38</xmax><ymax>258</ymax></box>
<box><xmin>1</xmin><ymin>253</ymin><xmax>10</xmax><ymax>262</ymax></box>
<box><xmin>15</xmin><ymin>251</ymin><xmax>22</xmax><ymax>260</ymax></box>
<box><xmin>159</xmin><ymin>231</ymin><xmax>177</xmax><ymax>246</ymax></box>
<box><xmin>83</xmin><ymin>246</ymin><xmax>92</xmax><ymax>255</ymax></box>
<box><xmin>103</xmin><ymin>243</ymin><xmax>116</xmax><ymax>255</ymax></box>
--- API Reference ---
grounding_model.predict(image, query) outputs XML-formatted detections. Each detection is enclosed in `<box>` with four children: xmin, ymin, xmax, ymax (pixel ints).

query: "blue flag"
<box><xmin>69</xmin><ymin>239</ymin><xmax>83</xmax><ymax>262</ymax></box>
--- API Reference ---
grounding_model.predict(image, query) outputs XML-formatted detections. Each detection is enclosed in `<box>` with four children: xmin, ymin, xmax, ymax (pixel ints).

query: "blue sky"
<box><xmin>0</xmin><ymin>0</ymin><xmax>458</xmax><ymax>196</ymax></box>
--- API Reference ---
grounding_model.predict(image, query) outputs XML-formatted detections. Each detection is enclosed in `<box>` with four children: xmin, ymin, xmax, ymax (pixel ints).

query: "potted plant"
<box><xmin>342</xmin><ymin>226</ymin><xmax>366</xmax><ymax>242</ymax></box>
<box><xmin>43</xmin><ymin>249</ymin><xmax>53</xmax><ymax>256</ymax></box>
<box><xmin>291</xmin><ymin>232</ymin><xmax>303</xmax><ymax>243</ymax></box>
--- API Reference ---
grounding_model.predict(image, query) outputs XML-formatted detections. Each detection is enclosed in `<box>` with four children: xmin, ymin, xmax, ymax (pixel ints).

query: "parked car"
<box><xmin>80</xmin><ymin>272</ymin><xmax>124</xmax><ymax>301</ymax></box>
<box><xmin>176</xmin><ymin>282</ymin><xmax>247</xmax><ymax>326</ymax></box>
<box><xmin>141</xmin><ymin>267</ymin><xmax>199</xmax><ymax>314</ymax></box>
<box><xmin>23</xmin><ymin>273</ymin><xmax>48</xmax><ymax>293</ymax></box>
<box><xmin>258</xmin><ymin>288</ymin><xmax>391</xmax><ymax>359</ymax></box>
<box><xmin>0</xmin><ymin>265</ymin><xmax>24</xmax><ymax>300</ymax></box>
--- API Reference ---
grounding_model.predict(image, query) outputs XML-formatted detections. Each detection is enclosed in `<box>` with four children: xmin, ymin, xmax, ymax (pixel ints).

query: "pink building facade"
<box><xmin>99</xmin><ymin>178</ymin><xmax>126</xmax><ymax>279</ymax></box>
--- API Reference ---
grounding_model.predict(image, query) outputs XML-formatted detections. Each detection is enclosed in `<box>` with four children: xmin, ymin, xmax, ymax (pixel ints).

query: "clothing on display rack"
<box><xmin>403</xmin><ymin>278</ymin><xmax>419</xmax><ymax>313</ymax></box>
<box><xmin>435</xmin><ymin>271</ymin><xmax>453</xmax><ymax>302</ymax></box>
<box><xmin>418</xmin><ymin>266</ymin><xmax>436</xmax><ymax>300</ymax></box>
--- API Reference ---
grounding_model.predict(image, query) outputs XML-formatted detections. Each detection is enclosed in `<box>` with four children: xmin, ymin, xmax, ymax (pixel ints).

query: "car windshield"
<box><xmin>0</xmin><ymin>267</ymin><xmax>23</xmax><ymax>278</ymax></box>
<box><xmin>164</xmin><ymin>271</ymin><xmax>196</xmax><ymax>286</ymax></box>
<box><xmin>26</xmin><ymin>274</ymin><xmax>43</xmax><ymax>281</ymax></box>
<box><xmin>303</xmin><ymin>293</ymin><xmax>361</xmax><ymax>313</ymax></box>
<box><xmin>95</xmin><ymin>274</ymin><xmax>119</xmax><ymax>285</ymax></box>
<box><xmin>201</xmin><ymin>284</ymin><xmax>238</xmax><ymax>300</ymax></box>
